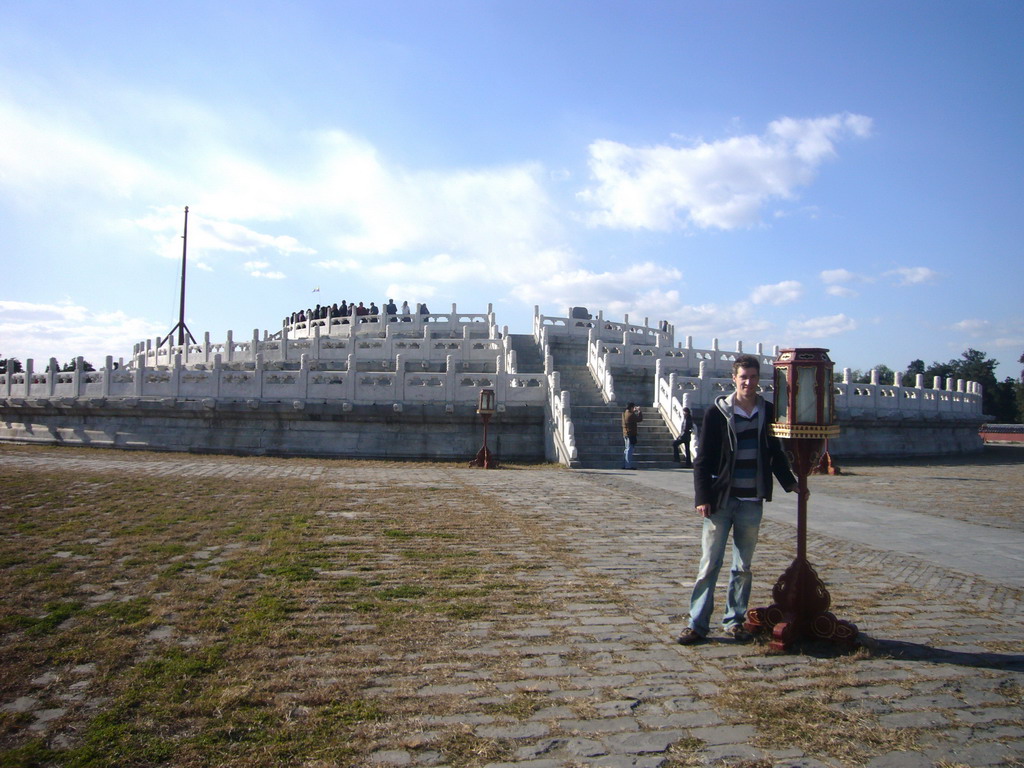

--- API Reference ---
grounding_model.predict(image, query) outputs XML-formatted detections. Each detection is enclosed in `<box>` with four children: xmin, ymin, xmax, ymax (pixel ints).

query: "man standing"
<box><xmin>672</xmin><ymin>406</ymin><xmax>694</xmax><ymax>468</ymax></box>
<box><xmin>621</xmin><ymin>402</ymin><xmax>643</xmax><ymax>470</ymax></box>
<box><xmin>677</xmin><ymin>355</ymin><xmax>797</xmax><ymax>644</ymax></box>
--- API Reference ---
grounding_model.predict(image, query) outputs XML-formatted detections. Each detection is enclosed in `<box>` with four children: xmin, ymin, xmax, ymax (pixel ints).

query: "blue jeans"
<box><xmin>623</xmin><ymin>435</ymin><xmax>637</xmax><ymax>468</ymax></box>
<box><xmin>687</xmin><ymin>497</ymin><xmax>763</xmax><ymax>636</ymax></box>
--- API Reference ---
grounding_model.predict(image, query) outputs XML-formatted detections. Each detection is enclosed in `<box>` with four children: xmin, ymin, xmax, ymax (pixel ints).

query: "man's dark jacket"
<box><xmin>693</xmin><ymin>394</ymin><xmax>798</xmax><ymax>512</ymax></box>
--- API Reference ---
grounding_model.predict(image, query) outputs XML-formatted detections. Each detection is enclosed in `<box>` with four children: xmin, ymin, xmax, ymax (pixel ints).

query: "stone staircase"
<box><xmin>544</xmin><ymin>339</ymin><xmax>678</xmax><ymax>470</ymax></box>
<box><xmin>509</xmin><ymin>334</ymin><xmax>545</xmax><ymax>373</ymax></box>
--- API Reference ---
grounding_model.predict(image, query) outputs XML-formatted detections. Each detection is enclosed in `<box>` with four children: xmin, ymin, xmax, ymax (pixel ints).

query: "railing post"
<box><xmin>173</xmin><ymin>354</ymin><xmax>182</xmax><ymax>397</ymax></box>
<box><xmin>213</xmin><ymin>354</ymin><xmax>222</xmax><ymax>398</ymax></box>
<box><xmin>445</xmin><ymin>354</ymin><xmax>456</xmax><ymax>405</ymax></box>
<box><xmin>103</xmin><ymin>356</ymin><xmax>113</xmax><ymax>397</ymax></box>
<box><xmin>73</xmin><ymin>357</ymin><xmax>85</xmax><ymax>397</ymax></box>
<box><xmin>256</xmin><ymin>352</ymin><xmax>265</xmax><ymax>399</ymax></box>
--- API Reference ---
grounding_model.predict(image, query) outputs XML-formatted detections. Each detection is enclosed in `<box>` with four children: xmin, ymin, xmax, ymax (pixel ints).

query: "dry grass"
<box><xmin>713</xmin><ymin>659</ymin><xmax>917</xmax><ymax>763</ymax></box>
<box><xmin>3</xmin><ymin>443</ymin><xmax>1022</xmax><ymax>767</ymax></box>
<box><xmin>0</xmin><ymin>457</ymin><xmax>562</xmax><ymax>767</ymax></box>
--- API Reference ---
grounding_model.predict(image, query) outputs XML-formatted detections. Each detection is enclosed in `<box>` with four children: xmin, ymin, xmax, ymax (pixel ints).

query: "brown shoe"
<box><xmin>724</xmin><ymin>624</ymin><xmax>752</xmax><ymax>642</ymax></box>
<box><xmin>676</xmin><ymin>628</ymin><xmax>705</xmax><ymax>645</ymax></box>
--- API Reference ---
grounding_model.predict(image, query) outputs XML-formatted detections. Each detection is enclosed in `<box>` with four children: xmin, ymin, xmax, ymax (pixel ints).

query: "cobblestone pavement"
<box><xmin>1</xmin><ymin>446</ymin><xmax>1022</xmax><ymax>767</ymax></box>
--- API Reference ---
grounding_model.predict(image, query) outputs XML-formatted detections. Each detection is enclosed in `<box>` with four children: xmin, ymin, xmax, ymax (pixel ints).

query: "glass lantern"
<box><xmin>770</xmin><ymin>348</ymin><xmax>839</xmax><ymax>440</ymax></box>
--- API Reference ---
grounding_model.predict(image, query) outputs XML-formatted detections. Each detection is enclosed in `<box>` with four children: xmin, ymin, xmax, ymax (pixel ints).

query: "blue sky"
<box><xmin>2</xmin><ymin>1</ymin><xmax>1022</xmax><ymax>380</ymax></box>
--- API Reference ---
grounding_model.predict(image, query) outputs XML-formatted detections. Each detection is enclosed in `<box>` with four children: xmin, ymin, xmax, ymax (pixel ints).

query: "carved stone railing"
<box><xmin>543</xmin><ymin>369</ymin><xmax>579</xmax><ymax>466</ymax></box>
<box><xmin>1</xmin><ymin>352</ymin><xmax>546</xmax><ymax>409</ymax></box>
<box><xmin>533</xmin><ymin>305</ymin><xmax>673</xmax><ymax>347</ymax></box>
<box><xmin>655</xmin><ymin>361</ymin><xmax>983</xmax><ymax>439</ymax></box>
<box><xmin>588</xmin><ymin>330</ymin><xmax>779</xmax><ymax>405</ymax></box>
<box><xmin>136</xmin><ymin>304</ymin><xmax>503</xmax><ymax>369</ymax></box>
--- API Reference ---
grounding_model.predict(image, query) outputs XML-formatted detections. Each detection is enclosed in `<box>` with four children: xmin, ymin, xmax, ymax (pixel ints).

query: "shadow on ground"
<box><xmin>863</xmin><ymin>636</ymin><xmax>1024</xmax><ymax>671</ymax></box>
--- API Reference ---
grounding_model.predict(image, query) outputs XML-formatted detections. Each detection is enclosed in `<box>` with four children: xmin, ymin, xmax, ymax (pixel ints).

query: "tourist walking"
<box><xmin>672</xmin><ymin>406</ymin><xmax>694</xmax><ymax>468</ymax></box>
<box><xmin>677</xmin><ymin>354</ymin><xmax>798</xmax><ymax>644</ymax></box>
<box><xmin>621</xmin><ymin>402</ymin><xmax>643</xmax><ymax>470</ymax></box>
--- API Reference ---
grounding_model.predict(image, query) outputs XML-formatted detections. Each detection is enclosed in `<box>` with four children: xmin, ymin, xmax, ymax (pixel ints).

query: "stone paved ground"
<box><xmin>810</xmin><ymin>446</ymin><xmax>1024</xmax><ymax>531</ymax></box>
<box><xmin>1</xmin><ymin>445</ymin><xmax>1022</xmax><ymax>767</ymax></box>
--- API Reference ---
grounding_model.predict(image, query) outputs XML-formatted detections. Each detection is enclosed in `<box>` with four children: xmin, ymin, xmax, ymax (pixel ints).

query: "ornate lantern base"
<box><xmin>469</xmin><ymin>413</ymin><xmax>498</xmax><ymax>469</ymax></box>
<box><xmin>746</xmin><ymin>436</ymin><xmax>858</xmax><ymax>652</ymax></box>
<box><xmin>745</xmin><ymin>557</ymin><xmax>859</xmax><ymax>652</ymax></box>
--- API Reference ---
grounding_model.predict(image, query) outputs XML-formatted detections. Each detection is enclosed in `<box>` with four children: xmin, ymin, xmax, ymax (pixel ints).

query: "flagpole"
<box><xmin>161</xmin><ymin>206</ymin><xmax>197</xmax><ymax>348</ymax></box>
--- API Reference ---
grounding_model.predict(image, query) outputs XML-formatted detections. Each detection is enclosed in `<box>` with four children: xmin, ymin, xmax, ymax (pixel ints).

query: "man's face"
<box><xmin>733</xmin><ymin>365</ymin><xmax>760</xmax><ymax>399</ymax></box>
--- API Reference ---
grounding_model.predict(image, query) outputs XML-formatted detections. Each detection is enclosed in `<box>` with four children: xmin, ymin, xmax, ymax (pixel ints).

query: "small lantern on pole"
<box><xmin>745</xmin><ymin>348</ymin><xmax>858</xmax><ymax>651</ymax></box>
<box><xmin>470</xmin><ymin>388</ymin><xmax>498</xmax><ymax>469</ymax></box>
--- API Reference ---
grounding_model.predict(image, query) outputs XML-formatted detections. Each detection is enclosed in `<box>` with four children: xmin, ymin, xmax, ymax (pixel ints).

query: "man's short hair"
<box><xmin>732</xmin><ymin>354</ymin><xmax>761</xmax><ymax>376</ymax></box>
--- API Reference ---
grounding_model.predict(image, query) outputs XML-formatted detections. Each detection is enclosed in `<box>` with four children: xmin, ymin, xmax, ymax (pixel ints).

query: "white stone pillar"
<box><xmin>445</xmin><ymin>354</ymin><xmax>456</xmax><ymax>405</ymax></box>
<box><xmin>173</xmin><ymin>354</ymin><xmax>182</xmax><ymax>398</ymax></box>
<box><xmin>655</xmin><ymin>359</ymin><xmax>663</xmax><ymax>406</ymax></box>
<box><xmin>103</xmin><ymin>356</ymin><xmax>113</xmax><ymax>397</ymax></box>
<box><xmin>213</xmin><ymin>354</ymin><xmax>222</xmax><ymax>398</ymax></box>
<box><xmin>394</xmin><ymin>353</ymin><xmax>404</xmax><ymax>403</ymax></box>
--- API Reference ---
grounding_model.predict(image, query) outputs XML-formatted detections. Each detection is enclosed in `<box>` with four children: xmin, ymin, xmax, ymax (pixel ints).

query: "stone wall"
<box><xmin>804</xmin><ymin>416</ymin><xmax>984</xmax><ymax>459</ymax></box>
<box><xmin>0</xmin><ymin>399</ymin><xmax>546</xmax><ymax>462</ymax></box>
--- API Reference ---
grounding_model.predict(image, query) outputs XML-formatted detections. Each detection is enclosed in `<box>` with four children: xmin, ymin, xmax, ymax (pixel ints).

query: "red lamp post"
<box><xmin>470</xmin><ymin>388</ymin><xmax>498</xmax><ymax>469</ymax></box>
<box><xmin>745</xmin><ymin>348</ymin><xmax>859</xmax><ymax>651</ymax></box>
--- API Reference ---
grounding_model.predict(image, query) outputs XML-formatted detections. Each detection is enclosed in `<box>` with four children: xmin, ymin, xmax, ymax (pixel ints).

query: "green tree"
<box><xmin>60</xmin><ymin>359</ymin><xmax>95</xmax><ymax>372</ymax></box>
<box><xmin>1017</xmin><ymin>350</ymin><xmax>1024</xmax><ymax>423</ymax></box>
<box><xmin>849</xmin><ymin>364</ymin><xmax>897</xmax><ymax>385</ymax></box>
<box><xmin>919</xmin><ymin>348</ymin><xmax>1013</xmax><ymax>422</ymax></box>
<box><xmin>904</xmin><ymin>359</ymin><xmax>925</xmax><ymax>387</ymax></box>
<box><xmin>989</xmin><ymin>378</ymin><xmax>1020</xmax><ymax>424</ymax></box>
<box><xmin>0</xmin><ymin>356</ymin><xmax>23</xmax><ymax>374</ymax></box>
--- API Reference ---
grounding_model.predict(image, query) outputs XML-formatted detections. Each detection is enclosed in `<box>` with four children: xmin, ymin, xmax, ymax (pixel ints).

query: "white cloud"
<box><xmin>886</xmin><ymin>266</ymin><xmax>939</xmax><ymax>286</ymax></box>
<box><xmin>820</xmin><ymin>268</ymin><xmax>856</xmax><ymax>284</ymax></box>
<box><xmin>131</xmin><ymin>207</ymin><xmax>317</xmax><ymax>270</ymax></box>
<box><xmin>952</xmin><ymin>318</ymin><xmax>990</xmax><ymax>333</ymax></box>
<box><xmin>1</xmin><ymin>87</ymin><xmax>558</xmax><ymax>284</ymax></box>
<box><xmin>820</xmin><ymin>267</ymin><xmax>872</xmax><ymax>298</ymax></box>
<box><xmin>509</xmin><ymin>261</ymin><xmax>682</xmax><ymax>310</ymax></box>
<box><xmin>751</xmin><ymin>280</ymin><xmax>803</xmax><ymax>305</ymax></box>
<box><xmin>0</xmin><ymin>98</ymin><xmax>153</xmax><ymax>203</ymax></box>
<box><xmin>579</xmin><ymin>113</ymin><xmax>872</xmax><ymax>231</ymax></box>
<box><xmin>315</xmin><ymin>258</ymin><xmax>361</xmax><ymax>273</ymax></box>
<box><xmin>786</xmin><ymin>313</ymin><xmax>857</xmax><ymax>339</ymax></box>
<box><xmin>0</xmin><ymin>300</ymin><xmax>164</xmax><ymax>365</ymax></box>
<box><xmin>243</xmin><ymin>261</ymin><xmax>286</xmax><ymax>280</ymax></box>
<box><xmin>945</xmin><ymin>319</ymin><xmax>1024</xmax><ymax>379</ymax></box>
